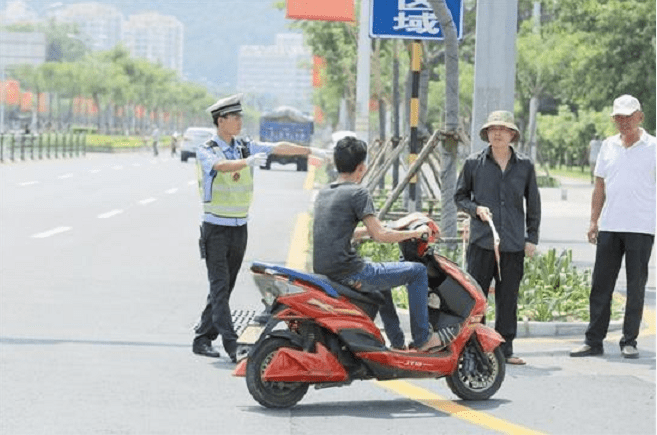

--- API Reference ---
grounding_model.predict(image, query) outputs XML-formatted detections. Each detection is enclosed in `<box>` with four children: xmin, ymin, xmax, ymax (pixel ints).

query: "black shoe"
<box><xmin>223</xmin><ymin>340</ymin><xmax>238</xmax><ymax>363</ymax></box>
<box><xmin>193</xmin><ymin>342</ymin><xmax>221</xmax><ymax>358</ymax></box>
<box><xmin>570</xmin><ymin>344</ymin><xmax>603</xmax><ymax>357</ymax></box>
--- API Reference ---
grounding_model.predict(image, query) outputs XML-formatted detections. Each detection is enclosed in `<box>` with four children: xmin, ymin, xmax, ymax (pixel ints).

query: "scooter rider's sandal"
<box><xmin>418</xmin><ymin>333</ymin><xmax>444</xmax><ymax>352</ymax></box>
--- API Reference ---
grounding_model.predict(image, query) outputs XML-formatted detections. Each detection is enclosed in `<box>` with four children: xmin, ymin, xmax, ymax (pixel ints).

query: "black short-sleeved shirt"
<box><xmin>454</xmin><ymin>146</ymin><xmax>541</xmax><ymax>252</ymax></box>
<box><xmin>313</xmin><ymin>182</ymin><xmax>376</xmax><ymax>280</ymax></box>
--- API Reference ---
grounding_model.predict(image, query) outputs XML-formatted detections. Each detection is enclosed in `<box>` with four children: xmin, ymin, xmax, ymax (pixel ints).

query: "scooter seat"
<box><xmin>251</xmin><ymin>262</ymin><xmax>385</xmax><ymax>306</ymax></box>
<box><xmin>312</xmin><ymin>274</ymin><xmax>385</xmax><ymax>307</ymax></box>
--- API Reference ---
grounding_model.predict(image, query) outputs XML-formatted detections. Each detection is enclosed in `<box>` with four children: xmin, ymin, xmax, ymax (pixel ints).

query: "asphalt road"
<box><xmin>0</xmin><ymin>153</ymin><xmax>655</xmax><ymax>435</ymax></box>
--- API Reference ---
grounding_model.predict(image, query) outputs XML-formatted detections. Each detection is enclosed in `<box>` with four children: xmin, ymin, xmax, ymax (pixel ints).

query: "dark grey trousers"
<box><xmin>466</xmin><ymin>244</ymin><xmax>525</xmax><ymax>358</ymax></box>
<box><xmin>585</xmin><ymin>231</ymin><xmax>654</xmax><ymax>349</ymax></box>
<box><xmin>194</xmin><ymin>222</ymin><xmax>248</xmax><ymax>355</ymax></box>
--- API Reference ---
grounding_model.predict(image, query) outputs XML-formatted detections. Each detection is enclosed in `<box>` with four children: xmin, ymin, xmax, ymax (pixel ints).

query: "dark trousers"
<box><xmin>585</xmin><ymin>231</ymin><xmax>654</xmax><ymax>349</ymax></box>
<box><xmin>467</xmin><ymin>244</ymin><xmax>524</xmax><ymax>358</ymax></box>
<box><xmin>379</xmin><ymin>290</ymin><xmax>405</xmax><ymax>349</ymax></box>
<box><xmin>194</xmin><ymin>222</ymin><xmax>248</xmax><ymax>355</ymax></box>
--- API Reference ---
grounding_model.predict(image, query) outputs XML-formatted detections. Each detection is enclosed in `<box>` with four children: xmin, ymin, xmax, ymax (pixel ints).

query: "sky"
<box><xmin>3</xmin><ymin>0</ymin><xmax>295</xmax><ymax>92</ymax></box>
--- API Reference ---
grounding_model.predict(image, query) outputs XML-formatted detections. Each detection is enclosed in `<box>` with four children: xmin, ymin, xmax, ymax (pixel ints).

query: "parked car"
<box><xmin>180</xmin><ymin>127</ymin><xmax>215</xmax><ymax>162</ymax></box>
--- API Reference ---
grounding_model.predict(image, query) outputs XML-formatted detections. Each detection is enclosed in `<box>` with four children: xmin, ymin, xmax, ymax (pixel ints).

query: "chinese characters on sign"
<box><xmin>370</xmin><ymin>0</ymin><xmax>463</xmax><ymax>40</ymax></box>
<box><xmin>393</xmin><ymin>0</ymin><xmax>441</xmax><ymax>36</ymax></box>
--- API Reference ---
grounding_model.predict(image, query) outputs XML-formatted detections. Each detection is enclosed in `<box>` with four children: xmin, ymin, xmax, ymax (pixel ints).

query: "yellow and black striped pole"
<box><xmin>409</xmin><ymin>39</ymin><xmax>422</xmax><ymax>202</ymax></box>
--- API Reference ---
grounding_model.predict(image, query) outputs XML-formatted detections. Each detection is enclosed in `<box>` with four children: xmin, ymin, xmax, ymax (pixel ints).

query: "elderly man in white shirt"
<box><xmin>571</xmin><ymin>95</ymin><xmax>656</xmax><ymax>359</ymax></box>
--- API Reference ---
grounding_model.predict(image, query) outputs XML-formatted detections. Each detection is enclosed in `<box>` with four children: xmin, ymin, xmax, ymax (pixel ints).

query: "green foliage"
<box><xmin>536</xmin><ymin>175</ymin><xmax>559</xmax><ymax>188</ymax></box>
<box><xmin>547</xmin><ymin>0</ymin><xmax>656</xmax><ymax>133</ymax></box>
<box><xmin>536</xmin><ymin>105</ymin><xmax>617</xmax><ymax>168</ymax></box>
<box><xmin>5</xmin><ymin>45</ymin><xmax>216</xmax><ymax>132</ymax></box>
<box><xmin>357</xmin><ymin>239</ymin><xmax>623</xmax><ymax>323</ymax></box>
<box><xmin>86</xmin><ymin>134</ymin><xmax>146</xmax><ymax>148</ymax></box>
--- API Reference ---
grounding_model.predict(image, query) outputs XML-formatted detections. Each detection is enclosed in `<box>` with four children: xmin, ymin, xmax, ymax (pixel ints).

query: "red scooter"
<box><xmin>234</xmin><ymin>214</ymin><xmax>505</xmax><ymax>408</ymax></box>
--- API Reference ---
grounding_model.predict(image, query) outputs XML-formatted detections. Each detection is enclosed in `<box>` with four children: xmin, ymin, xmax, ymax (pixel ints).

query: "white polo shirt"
<box><xmin>594</xmin><ymin>129</ymin><xmax>656</xmax><ymax>235</ymax></box>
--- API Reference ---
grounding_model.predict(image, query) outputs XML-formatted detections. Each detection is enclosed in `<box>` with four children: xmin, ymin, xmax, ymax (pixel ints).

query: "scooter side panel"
<box><xmin>474</xmin><ymin>324</ymin><xmax>505</xmax><ymax>353</ymax></box>
<box><xmin>357</xmin><ymin>349</ymin><xmax>459</xmax><ymax>379</ymax></box>
<box><xmin>262</xmin><ymin>342</ymin><xmax>348</xmax><ymax>383</ymax></box>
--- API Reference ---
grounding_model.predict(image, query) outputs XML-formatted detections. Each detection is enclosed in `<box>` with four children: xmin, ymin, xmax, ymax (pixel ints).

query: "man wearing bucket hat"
<box><xmin>571</xmin><ymin>95</ymin><xmax>656</xmax><ymax>359</ymax></box>
<box><xmin>455</xmin><ymin>110</ymin><xmax>541</xmax><ymax>365</ymax></box>
<box><xmin>192</xmin><ymin>93</ymin><xmax>327</xmax><ymax>361</ymax></box>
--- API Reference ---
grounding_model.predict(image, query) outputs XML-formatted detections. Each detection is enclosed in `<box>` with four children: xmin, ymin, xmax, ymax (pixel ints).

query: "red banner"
<box><xmin>4</xmin><ymin>80</ymin><xmax>21</xmax><ymax>106</ymax></box>
<box><xmin>287</xmin><ymin>0</ymin><xmax>354</xmax><ymax>22</ymax></box>
<box><xmin>314</xmin><ymin>106</ymin><xmax>324</xmax><ymax>124</ymax></box>
<box><xmin>312</xmin><ymin>55</ymin><xmax>326</xmax><ymax>88</ymax></box>
<box><xmin>20</xmin><ymin>92</ymin><xmax>33</xmax><ymax>112</ymax></box>
<box><xmin>38</xmin><ymin>93</ymin><xmax>48</xmax><ymax>113</ymax></box>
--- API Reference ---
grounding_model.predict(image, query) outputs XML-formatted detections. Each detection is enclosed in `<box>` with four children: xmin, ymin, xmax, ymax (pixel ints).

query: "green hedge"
<box><xmin>357</xmin><ymin>240</ymin><xmax>623</xmax><ymax>322</ymax></box>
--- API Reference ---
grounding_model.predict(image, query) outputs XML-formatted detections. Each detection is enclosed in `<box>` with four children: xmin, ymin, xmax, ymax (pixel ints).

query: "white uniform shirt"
<box><xmin>594</xmin><ymin>129</ymin><xmax>656</xmax><ymax>235</ymax></box>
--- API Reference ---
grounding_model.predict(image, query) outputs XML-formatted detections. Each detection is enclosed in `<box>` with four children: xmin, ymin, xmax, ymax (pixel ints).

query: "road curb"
<box><xmin>390</xmin><ymin>310</ymin><xmax>623</xmax><ymax>339</ymax></box>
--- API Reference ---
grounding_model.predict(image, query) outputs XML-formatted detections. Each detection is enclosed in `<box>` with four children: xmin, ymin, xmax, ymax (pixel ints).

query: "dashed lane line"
<box><xmin>31</xmin><ymin>226</ymin><xmax>72</xmax><ymax>239</ymax></box>
<box><xmin>57</xmin><ymin>173</ymin><xmax>74</xmax><ymax>179</ymax></box>
<box><xmin>97</xmin><ymin>209</ymin><xmax>124</xmax><ymax>219</ymax></box>
<box><xmin>19</xmin><ymin>181</ymin><xmax>39</xmax><ymax>186</ymax></box>
<box><xmin>139</xmin><ymin>198</ymin><xmax>157</xmax><ymax>205</ymax></box>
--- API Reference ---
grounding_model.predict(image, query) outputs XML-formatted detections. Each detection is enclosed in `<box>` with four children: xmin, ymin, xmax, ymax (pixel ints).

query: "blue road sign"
<box><xmin>370</xmin><ymin>0</ymin><xmax>463</xmax><ymax>40</ymax></box>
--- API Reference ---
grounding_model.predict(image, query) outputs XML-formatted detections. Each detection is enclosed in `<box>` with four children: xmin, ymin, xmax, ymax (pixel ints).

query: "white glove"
<box><xmin>309</xmin><ymin>147</ymin><xmax>328</xmax><ymax>160</ymax></box>
<box><xmin>246</xmin><ymin>152</ymin><xmax>268</xmax><ymax>168</ymax></box>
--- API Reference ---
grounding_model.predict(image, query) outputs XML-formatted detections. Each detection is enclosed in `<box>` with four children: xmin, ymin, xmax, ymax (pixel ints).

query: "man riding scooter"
<box><xmin>312</xmin><ymin>135</ymin><xmax>444</xmax><ymax>352</ymax></box>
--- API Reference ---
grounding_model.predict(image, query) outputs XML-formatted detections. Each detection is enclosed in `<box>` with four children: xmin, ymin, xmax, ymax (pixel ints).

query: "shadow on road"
<box><xmin>239</xmin><ymin>397</ymin><xmax>512</xmax><ymax>418</ymax></box>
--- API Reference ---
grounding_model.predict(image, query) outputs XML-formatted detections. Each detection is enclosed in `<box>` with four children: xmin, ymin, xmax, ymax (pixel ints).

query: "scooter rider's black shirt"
<box><xmin>313</xmin><ymin>182</ymin><xmax>376</xmax><ymax>280</ymax></box>
<box><xmin>454</xmin><ymin>146</ymin><xmax>541</xmax><ymax>252</ymax></box>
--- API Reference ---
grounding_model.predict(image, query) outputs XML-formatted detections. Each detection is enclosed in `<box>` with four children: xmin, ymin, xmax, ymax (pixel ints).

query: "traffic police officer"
<box><xmin>193</xmin><ymin>94</ymin><xmax>326</xmax><ymax>362</ymax></box>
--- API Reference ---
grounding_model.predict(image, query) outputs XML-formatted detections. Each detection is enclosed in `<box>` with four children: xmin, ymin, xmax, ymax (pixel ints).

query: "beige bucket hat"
<box><xmin>479</xmin><ymin>110</ymin><xmax>521</xmax><ymax>143</ymax></box>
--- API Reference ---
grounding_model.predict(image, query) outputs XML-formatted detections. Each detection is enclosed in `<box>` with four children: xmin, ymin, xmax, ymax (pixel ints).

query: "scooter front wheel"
<box><xmin>446</xmin><ymin>343</ymin><xmax>505</xmax><ymax>400</ymax></box>
<box><xmin>246</xmin><ymin>337</ymin><xmax>309</xmax><ymax>408</ymax></box>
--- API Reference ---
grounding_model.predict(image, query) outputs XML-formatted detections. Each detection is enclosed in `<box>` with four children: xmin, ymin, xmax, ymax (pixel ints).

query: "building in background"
<box><xmin>237</xmin><ymin>33</ymin><xmax>312</xmax><ymax>114</ymax></box>
<box><xmin>0</xmin><ymin>31</ymin><xmax>46</xmax><ymax>67</ymax></box>
<box><xmin>123</xmin><ymin>12</ymin><xmax>184</xmax><ymax>76</ymax></box>
<box><xmin>51</xmin><ymin>2</ymin><xmax>123</xmax><ymax>51</ymax></box>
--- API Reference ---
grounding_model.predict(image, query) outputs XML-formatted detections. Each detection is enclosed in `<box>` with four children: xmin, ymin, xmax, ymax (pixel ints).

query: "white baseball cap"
<box><xmin>611</xmin><ymin>94</ymin><xmax>641</xmax><ymax>116</ymax></box>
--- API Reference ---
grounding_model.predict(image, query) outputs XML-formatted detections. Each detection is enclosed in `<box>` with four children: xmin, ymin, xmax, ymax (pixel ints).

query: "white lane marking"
<box><xmin>188</xmin><ymin>180</ymin><xmax>196</xmax><ymax>186</ymax></box>
<box><xmin>165</xmin><ymin>188</ymin><xmax>178</xmax><ymax>194</ymax></box>
<box><xmin>89</xmin><ymin>169</ymin><xmax>101</xmax><ymax>174</ymax></box>
<box><xmin>31</xmin><ymin>226</ymin><xmax>72</xmax><ymax>238</ymax></box>
<box><xmin>97</xmin><ymin>209</ymin><xmax>124</xmax><ymax>219</ymax></box>
<box><xmin>19</xmin><ymin>181</ymin><xmax>39</xmax><ymax>186</ymax></box>
<box><xmin>112</xmin><ymin>165</ymin><xmax>123</xmax><ymax>170</ymax></box>
<box><xmin>57</xmin><ymin>173</ymin><xmax>74</xmax><ymax>179</ymax></box>
<box><xmin>139</xmin><ymin>198</ymin><xmax>156</xmax><ymax>205</ymax></box>
<box><xmin>132</xmin><ymin>163</ymin><xmax>141</xmax><ymax>167</ymax></box>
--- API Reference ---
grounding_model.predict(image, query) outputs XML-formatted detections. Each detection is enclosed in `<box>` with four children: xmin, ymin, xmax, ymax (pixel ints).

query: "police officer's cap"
<box><xmin>207</xmin><ymin>93</ymin><xmax>243</xmax><ymax>117</ymax></box>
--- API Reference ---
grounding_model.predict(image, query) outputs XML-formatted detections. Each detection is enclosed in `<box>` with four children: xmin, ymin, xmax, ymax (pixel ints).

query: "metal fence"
<box><xmin>0</xmin><ymin>133</ymin><xmax>86</xmax><ymax>162</ymax></box>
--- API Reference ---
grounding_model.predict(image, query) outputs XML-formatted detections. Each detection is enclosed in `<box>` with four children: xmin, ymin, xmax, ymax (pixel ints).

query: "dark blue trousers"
<box><xmin>585</xmin><ymin>231</ymin><xmax>654</xmax><ymax>349</ymax></box>
<box><xmin>194</xmin><ymin>222</ymin><xmax>248</xmax><ymax>355</ymax></box>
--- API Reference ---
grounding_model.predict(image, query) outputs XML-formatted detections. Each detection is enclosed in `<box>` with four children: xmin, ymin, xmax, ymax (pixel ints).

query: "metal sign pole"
<box><xmin>408</xmin><ymin>40</ymin><xmax>422</xmax><ymax>207</ymax></box>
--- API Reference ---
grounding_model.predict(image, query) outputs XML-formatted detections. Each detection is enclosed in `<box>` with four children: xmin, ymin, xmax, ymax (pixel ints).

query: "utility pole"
<box><xmin>470</xmin><ymin>0</ymin><xmax>518</xmax><ymax>153</ymax></box>
<box><xmin>355</xmin><ymin>0</ymin><xmax>371</xmax><ymax>144</ymax></box>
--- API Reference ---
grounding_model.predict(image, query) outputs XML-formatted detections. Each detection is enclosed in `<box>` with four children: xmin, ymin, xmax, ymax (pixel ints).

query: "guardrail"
<box><xmin>0</xmin><ymin>133</ymin><xmax>86</xmax><ymax>163</ymax></box>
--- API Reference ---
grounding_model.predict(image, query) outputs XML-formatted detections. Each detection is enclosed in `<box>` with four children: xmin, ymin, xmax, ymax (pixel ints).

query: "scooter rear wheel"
<box><xmin>446</xmin><ymin>343</ymin><xmax>505</xmax><ymax>400</ymax></box>
<box><xmin>246</xmin><ymin>337</ymin><xmax>309</xmax><ymax>408</ymax></box>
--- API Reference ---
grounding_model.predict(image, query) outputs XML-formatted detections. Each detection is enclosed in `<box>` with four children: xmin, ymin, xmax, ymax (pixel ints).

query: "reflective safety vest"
<box><xmin>198</xmin><ymin>142</ymin><xmax>254</xmax><ymax>219</ymax></box>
